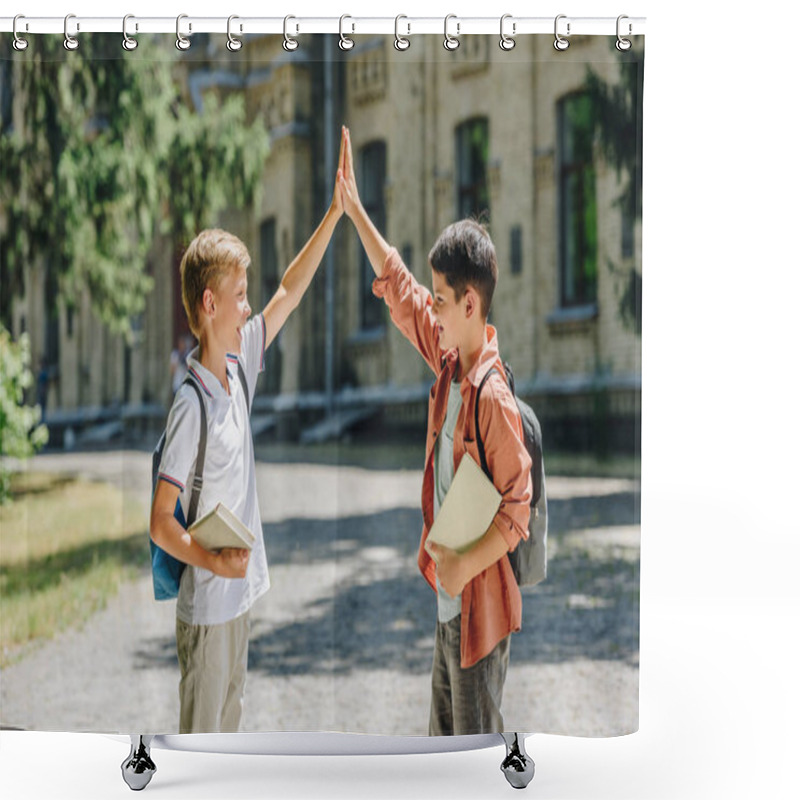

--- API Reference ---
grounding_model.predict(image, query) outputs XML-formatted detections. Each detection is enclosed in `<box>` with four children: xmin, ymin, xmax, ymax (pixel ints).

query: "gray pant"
<box><xmin>176</xmin><ymin>612</ymin><xmax>250</xmax><ymax>734</ymax></box>
<box><xmin>428</xmin><ymin>615</ymin><xmax>511</xmax><ymax>736</ymax></box>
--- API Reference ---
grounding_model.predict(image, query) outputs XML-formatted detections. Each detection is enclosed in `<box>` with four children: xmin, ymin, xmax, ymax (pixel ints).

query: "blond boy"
<box><xmin>150</xmin><ymin>136</ymin><xmax>345</xmax><ymax>733</ymax></box>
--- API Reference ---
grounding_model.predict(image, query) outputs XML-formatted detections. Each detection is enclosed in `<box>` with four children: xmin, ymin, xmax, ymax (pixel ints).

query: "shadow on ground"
<box><xmin>133</xmin><ymin>489</ymin><xmax>640</xmax><ymax>676</ymax></box>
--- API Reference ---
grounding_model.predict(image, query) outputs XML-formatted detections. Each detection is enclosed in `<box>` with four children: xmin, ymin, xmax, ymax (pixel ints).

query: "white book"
<box><xmin>188</xmin><ymin>502</ymin><xmax>255</xmax><ymax>552</ymax></box>
<box><xmin>425</xmin><ymin>453</ymin><xmax>502</xmax><ymax>560</ymax></box>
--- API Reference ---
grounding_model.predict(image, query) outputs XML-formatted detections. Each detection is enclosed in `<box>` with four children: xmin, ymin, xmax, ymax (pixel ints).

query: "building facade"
<box><xmin>4</xmin><ymin>33</ymin><xmax>642</xmax><ymax>454</ymax></box>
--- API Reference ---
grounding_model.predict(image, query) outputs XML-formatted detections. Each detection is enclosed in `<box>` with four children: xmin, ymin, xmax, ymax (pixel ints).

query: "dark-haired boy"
<box><xmin>337</xmin><ymin>127</ymin><xmax>532</xmax><ymax>735</ymax></box>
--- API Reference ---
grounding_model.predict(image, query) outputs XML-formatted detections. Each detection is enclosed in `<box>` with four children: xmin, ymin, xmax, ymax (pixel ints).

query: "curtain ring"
<box><xmin>394</xmin><ymin>15</ymin><xmax>410</xmax><ymax>51</ymax></box>
<box><xmin>283</xmin><ymin>15</ymin><xmax>298</xmax><ymax>51</ymax></box>
<box><xmin>553</xmin><ymin>14</ymin><xmax>570</xmax><ymax>51</ymax></box>
<box><xmin>122</xmin><ymin>15</ymin><xmax>138</xmax><ymax>51</ymax></box>
<box><xmin>176</xmin><ymin>14</ymin><xmax>191</xmax><ymax>51</ymax></box>
<box><xmin>443</xmin><ymin>14</ymin><xmax>460</xmax><ymax>51</ymax></box>
<box><xmin>499</xmin><ymin>14</ymin><xmax>516</xmax><ymax>51</ymax></box>
<box><xmin>64</xmin><ymin>14</ymin><xmax>79</xmax><ymax>51</ymax></box>
<box><xmin>12</xmin><ymin>15</ymin><xmax>28</xmax><ymax>51</ymax></box>
<box><xmin>227</xmin><ymin>15</ymin><xmax>243</xmax><ymax>52</ymax></box>
<box><xmin>339</xmin><ymin>15</ymin><xmax>354</xmax><ymax>51</ymax></box>
<box><xmin>616</xmin><ymin>15</ymin><xmax>632</xmax><ymax>51</ymax></box>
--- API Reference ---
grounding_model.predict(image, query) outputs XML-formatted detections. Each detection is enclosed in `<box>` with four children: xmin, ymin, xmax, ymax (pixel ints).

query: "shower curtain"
<box><xmin>0</xmin><ymin>27</ymin><xmax>643</xmax><ymax>740</ymax></box>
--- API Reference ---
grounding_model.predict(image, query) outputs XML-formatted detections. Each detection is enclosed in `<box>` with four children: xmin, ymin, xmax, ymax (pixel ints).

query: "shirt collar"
<box><xmin>444</xmin><ymin>325</ymin><xmax>501</xmax><ymax>388</ymax></box>
<box><xmin>186</xmin><ymin>348</ymin><xmax>234</xmax><ymax>400</ymax></box>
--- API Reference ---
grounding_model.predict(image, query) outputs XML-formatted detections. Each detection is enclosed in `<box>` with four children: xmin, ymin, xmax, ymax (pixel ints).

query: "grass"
<box><xmin>0</xmin><ymin>471</ymin><xmax>150</xmax><ymax>667</ymax></box>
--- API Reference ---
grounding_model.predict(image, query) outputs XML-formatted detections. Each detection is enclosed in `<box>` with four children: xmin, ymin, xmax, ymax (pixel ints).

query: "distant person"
<box><xmin>36</xmin><ymin>360</ymin><xmax>49</xmax><ymax>422</ymax></box>
<box><xmin>150</xmin><ymin>132</ymin><xmax>346</xmax><ymax>734</ymax></box>
<box><xmin>337</xmin><ymin>126</ymin><xmax>532</xmax><ymax>735</ymax></box>
<box><xmin>170</xmin><ymin>334</ymin><xmax>194</xmax><ymax>397</ymax></box>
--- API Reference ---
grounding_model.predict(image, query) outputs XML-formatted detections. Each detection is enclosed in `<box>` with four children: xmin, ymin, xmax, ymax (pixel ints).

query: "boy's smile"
<box><xmin>430</xmin><ymin>266</ymin><xmax>488</xmax><ymax>379</ymax></box>
<box><xmin>213</xmin><ymin>268</ymin><xmax>251</xmax><ymax>355</ymax></box>
<box><xmin>431</xmin><ymin>269</ymin><xmax>466</xmax><ymax>353</ymax></box>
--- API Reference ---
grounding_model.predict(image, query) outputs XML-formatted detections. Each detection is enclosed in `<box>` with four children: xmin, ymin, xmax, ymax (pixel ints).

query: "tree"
<box><xmin>0</xmin><ymin>34</ymin><xmax>268</xmax><ymax>338</ymax></box>
<box><xmin>0</xmin><ymin>323</ymin><xmax>48</xmax><ymax>503</ymax></box>
<box><xmin>585</xmin><ymin>48</ymin><xmax>644</xmax><ymax>334</ymax></box>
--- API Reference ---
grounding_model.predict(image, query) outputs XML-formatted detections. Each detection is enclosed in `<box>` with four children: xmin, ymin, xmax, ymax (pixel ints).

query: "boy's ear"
<box><xmin>202</xmin><ymin>287</ymin><xmax>216</xmax><ymax>318</ymax></box>
<box><xmin>464</xmin><ymin>287</ymin><xmax>479</xmax><ymax>319</ymax></box>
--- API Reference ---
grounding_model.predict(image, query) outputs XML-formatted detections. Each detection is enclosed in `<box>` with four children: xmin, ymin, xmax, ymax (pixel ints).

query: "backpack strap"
<box><xmin>474</xmin><ymin>366</ymin><xmax>501</xmax><ymax>483</ymax></box>
<box><xmin>182</xmin><ymin>375</ymin><xmax>208</xmax><ymax>527</ymax></box>
<box><xmin>237</xmin><ymin>360</ymin><xmax>250</xmax><ymax>410</ymax></box>
<box><xmin>183</xmin><ymin>360</ymin><xmax>248</xmax><ymax>526</ymax></box>
<box><xmin>503</xmin><ymin>360</ymin><xmax>516</xmax><ymax>398</ymax></box>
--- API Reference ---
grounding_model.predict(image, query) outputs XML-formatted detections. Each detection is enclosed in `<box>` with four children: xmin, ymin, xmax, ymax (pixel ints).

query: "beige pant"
<box><xmin>176</xmin><ymin>612</ymin><xmax>250</xmax><ymax>734</ymax></box>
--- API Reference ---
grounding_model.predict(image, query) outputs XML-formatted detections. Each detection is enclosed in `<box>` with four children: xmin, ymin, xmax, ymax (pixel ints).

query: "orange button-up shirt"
<box><xmin>373</xmin><ymin>249</ymin><xmax>532</xmax><ymax>668</ymax></box>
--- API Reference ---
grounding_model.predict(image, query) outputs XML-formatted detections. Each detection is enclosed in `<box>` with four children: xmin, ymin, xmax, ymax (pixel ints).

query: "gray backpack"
<box><xmin>474</xmin><ymin>363</ymin><xmax>548</xmax><ymax>588</ymax></box>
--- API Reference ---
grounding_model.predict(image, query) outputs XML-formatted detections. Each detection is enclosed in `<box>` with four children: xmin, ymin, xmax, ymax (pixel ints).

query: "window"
<box><xmin>456</xmin><ymin>118</ymin><xmax>490</xmax><ymax>220</ymax></box>
<box><xmin>259</xmin><ymin>218</ymin><xmax>281</xmax><ymax>394</ymax></box>
<box><xmin>0</xmin><ymin>60</ymin><xmax>12</xmax><ymax>133</ymax></box>
<box><xmin>260</xmin><ymin>218</ymin><xmax>279</xmax><ymax>304</ymax></box>
<box><xmin>510</xmin><ymin>226</ymin><xmax>523</xmax><ymax>275</ymax></box>
<box><xmin>401</xmin><ymin>243</ymin><xmax>413</xmax><ymax>274</ymax></box>
<box><xmin>558</xmin><ymin>93</ymin><xmax>597</xmax><ymax>308</ymax></box>
<box><xmin>44</xmin><ymin>267</ymin><xmax>59</xmax><ymax>371</ymax></box>
<box><xmin>621</xmin><ymin>202</ymin><xmax>635</xmax><ymax>260</ymax></box>
<box><xmin>359</xmin><ymin>141</ymin><xmax>387</xmax><ymax>331</ymax></box>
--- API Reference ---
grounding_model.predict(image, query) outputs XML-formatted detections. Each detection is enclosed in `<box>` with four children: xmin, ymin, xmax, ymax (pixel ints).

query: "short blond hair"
<box><xmin>180</xmin><ymin>229</ymin><xmax>251</xmax><ymax>337</ymax></box>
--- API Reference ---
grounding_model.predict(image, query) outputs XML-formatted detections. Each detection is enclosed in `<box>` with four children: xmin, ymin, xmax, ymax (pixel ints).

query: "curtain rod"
<box><xmin>0</xmin><ymin>15</ymin><xmax>646</xmax><ymax>38</ymax></box>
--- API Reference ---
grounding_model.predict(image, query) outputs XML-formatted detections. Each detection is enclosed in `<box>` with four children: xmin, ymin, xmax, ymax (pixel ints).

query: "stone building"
<box><xmin>4</xmin><ymin>33</ymin><xmax>642</xmax><ymax>454</ymax></box>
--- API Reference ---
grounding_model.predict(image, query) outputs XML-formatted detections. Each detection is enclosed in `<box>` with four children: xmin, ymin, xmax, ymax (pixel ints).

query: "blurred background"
<box><xmin>3</xmin><ymin>0</ymin><xmax>798</xmax><ymax>797</ymax></box>
<box><xmin>1</xmin><ymin>31</ymin><xmax>641</xmax><ymax>736</ymax></box>
<box><xmin>1</xmin><ymin>32</ymin><xmax>641</xmax><ymax>459</ymax></box>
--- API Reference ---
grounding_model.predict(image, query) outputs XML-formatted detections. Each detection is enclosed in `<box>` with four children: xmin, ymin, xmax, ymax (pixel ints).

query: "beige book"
<box><xmin>425</xmin><ymin>453</ymin><xmax>502</xmax><ymax>561</ymax></box>
<box><xmin>188</xmin><ymin>502</ymin><xmax>255</xmax><ymax>552</ymax></box>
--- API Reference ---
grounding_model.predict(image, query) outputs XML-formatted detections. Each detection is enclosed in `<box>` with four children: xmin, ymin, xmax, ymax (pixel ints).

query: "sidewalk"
<box><xmin>0</xmin><ymin>450</ymin><xmax>640</xmax><ymax>737</ymax></box>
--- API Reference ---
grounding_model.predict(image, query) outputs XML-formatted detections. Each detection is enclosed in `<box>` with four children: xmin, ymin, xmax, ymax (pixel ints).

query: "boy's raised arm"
<box><xmin>260</xmin><ymin>130</ymin><xmax>346</xmax><ymax>351</ymax></box>
<box><xmin>338</xmin><ymin>126</ymin><xmax>392</xmax><ymax>278</ymax></box>
<box><xmin>339</xmin><ymin>125</ymin><xmax>443</xmax><ymax>375</ymax></box>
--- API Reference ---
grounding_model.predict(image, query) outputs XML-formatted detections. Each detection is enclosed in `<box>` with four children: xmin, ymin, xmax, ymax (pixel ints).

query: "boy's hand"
<box><xmin>337</xmin><ymin>126</ymin><xmax>362</xmax><ymax>219</ymax></box>
<box><xmin>429</xmin><ymin>542</ymin><xmax>469</xmax><ymax>597</ymax></box>
<box><xmin>330</xmin><ymin>126</ymin><xmax>347</xmax><ymax>220</ymax></box>
<box><xmin>212</xmin><ymin>547</ymin><xmax>250</xmax><ymax>579</ymax></box>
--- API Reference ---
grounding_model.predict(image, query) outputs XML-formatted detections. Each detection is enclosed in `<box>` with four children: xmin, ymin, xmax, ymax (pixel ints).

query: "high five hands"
<box><xmin>332</xmin><ymin>125</ymin><xmax>391</xmax><ymax>275</ymax></box>
<box><xmin>337</xmin><ymin>126</ymin><xmax>361</xmax><ymax>219</ymax></box>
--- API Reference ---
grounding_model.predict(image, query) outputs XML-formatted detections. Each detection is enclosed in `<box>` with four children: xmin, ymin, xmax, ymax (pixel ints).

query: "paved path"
<box><xmin>1</xmin><ymin>451</ymin><xmax>639</xmax><ymax>737</ymax></box>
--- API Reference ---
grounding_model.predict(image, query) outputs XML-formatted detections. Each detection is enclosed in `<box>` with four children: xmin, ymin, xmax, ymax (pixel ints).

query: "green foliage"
<box><xmin>585</xmin><ymin>56</ymin><xmax>643</xmax><ymax>223</ymax></box>
<box><xmin>0</xmin><ymin>35</ymin><xmax>268</xmax><ymax>337</ymax></box>
<box><xmin>584</xmin><ymin>51</ymin><xmax>644</xmax><ymax>335</ymax></box>
<box><xmin>0</xmin><ymin>325</ymin><xmax>48</xmax><ymax>503</ymax></box>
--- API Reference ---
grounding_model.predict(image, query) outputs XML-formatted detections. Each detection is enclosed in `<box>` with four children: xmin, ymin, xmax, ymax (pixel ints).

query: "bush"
<box><xmin>0</xmin><ymin>324</ymin><xmax>48</xmax><ymax>503</ymax></box>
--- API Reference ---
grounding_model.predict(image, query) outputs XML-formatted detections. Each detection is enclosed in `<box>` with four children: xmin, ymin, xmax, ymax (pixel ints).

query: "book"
<box><xmin>188</xmin><ymin>502</ymin><xmax>255</xmax><ymax>552</ymax></box>
<box><xmin>424</xmin><ymin>452</ymin><xmax>502</xmax><ymax>561</ymax></box>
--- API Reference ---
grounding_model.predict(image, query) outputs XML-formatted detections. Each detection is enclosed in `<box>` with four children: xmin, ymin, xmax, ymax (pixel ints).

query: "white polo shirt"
<box><xmin>158</xmin><ymin>315</ymin><xmax>270</xmax><ymax>626</ymax></box>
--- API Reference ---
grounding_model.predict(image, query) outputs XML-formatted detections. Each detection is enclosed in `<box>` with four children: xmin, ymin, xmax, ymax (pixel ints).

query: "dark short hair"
<box><xmin>428</xmin><ymin>219</ymin><xmax>498</xmax><ymax>318</ymax></box>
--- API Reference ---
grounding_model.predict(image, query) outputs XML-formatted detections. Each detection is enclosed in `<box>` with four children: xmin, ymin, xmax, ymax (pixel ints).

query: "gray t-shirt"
<box><xmin>433</xmin><ymin>376</ymin><xmax>464</xmax><ymax>623</ymax></box>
